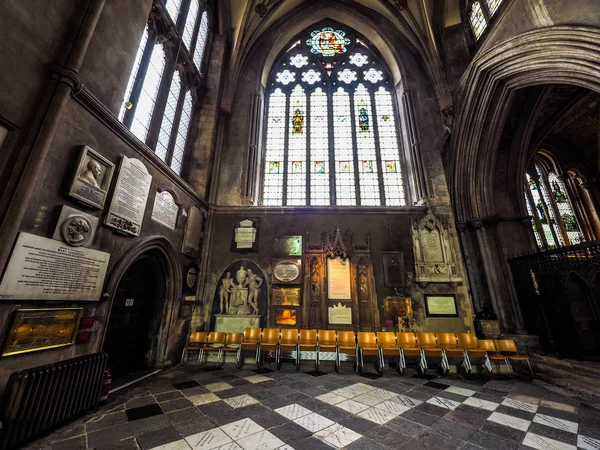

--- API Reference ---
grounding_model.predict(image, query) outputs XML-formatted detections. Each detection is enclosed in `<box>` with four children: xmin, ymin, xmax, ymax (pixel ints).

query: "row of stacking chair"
<box><xmin>181</xmin><ymin>331</ymin><xmax>243</xmax><ymax>365</ymax></box>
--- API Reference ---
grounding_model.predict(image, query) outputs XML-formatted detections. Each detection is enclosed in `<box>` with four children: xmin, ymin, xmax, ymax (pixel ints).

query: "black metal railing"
<box><xmin>509</xmin><ymin>241</ymin><xmax>600</xmax><ymax>357</ymax></box>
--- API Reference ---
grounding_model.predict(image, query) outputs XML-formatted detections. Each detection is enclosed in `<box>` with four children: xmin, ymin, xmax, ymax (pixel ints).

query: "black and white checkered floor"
<box><xmin>32</xmin><ymin>363</ymin><xmax>600</xmax><ymax>450</ymax></box>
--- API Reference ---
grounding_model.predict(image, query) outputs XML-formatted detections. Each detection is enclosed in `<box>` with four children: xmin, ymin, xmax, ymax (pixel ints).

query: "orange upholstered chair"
<box><xmin>417</xmin><ymin>332</ymin><xmax>447</xmax><ymax>375</ymax></box>
<box><xmin>357</xmin><ymin>332</ymin><xmax>380</xmax><ymax>374</ymax></box>
<box><xmin>436</xmin><ymin>332</ymin><xmax>468</xmax><ymax>374</ymax></box>
<box><xmin>181</xmin><ymin>331</ymin><xmax>207</xmax><ymax>363</ymax></box>
<box><xmin>221</xmin><ymin>333</ymin><xmax>243</xmax><ymax>368</ymax></box>
<box><xmin>396</xmin><ymin>332</ymin><xmax>423</xmax><ymax>373</ymax></box>
<box><xmin>298</xmin><ymin>329</ymin><xmax>318</xmax><ymax>371</ymax></box>
<box><xmin>201</xmin><ymin>332</ymin><xmax>226</xmax><ymax>364</ymax></box>
<box><xmin>317</xmin><ymin>330</ymin><xmax>337</xmax><ymax>372</ymax></box>
<box><xmin>336</xmin><ymin>331</ymin><xmax>358</xmax><ymax>373</ymax></box>
<box><xmin>278</xmin><ymin>328</ymin><xmax>299</xmax><ymax>370</ymax></box>
<box><xmin>377</xmin><ymin>332</ymin><xmax>401</xmax><ymax>373</ymax></box>
<box><xmin>258</xmin><ymin>328</ymin><xmax>280</xmax><ymax>369</ymax></box>
<box><xmin>495</xmin><ymin>339</ymin><xmax>534</xmax><ymax>378</ymax></box>
<box><xmin>239</xmin><ymin>328</ymin><xmax>262</xmax><ymax>369</ymax></box>
<box><xmin>457</xmin><ymin>333</ymin><xmax>489</xmax><ymax>374</ymax></box>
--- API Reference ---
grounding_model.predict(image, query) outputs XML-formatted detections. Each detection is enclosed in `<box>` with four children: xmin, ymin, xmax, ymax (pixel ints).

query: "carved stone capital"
<box><xmin>50</xmin><ymin>64</ymin><xmax>82</xmax><ymax>95</ymax></box>
<box><xmin>470</xmin><ymin>220</ymin><xmax>484</xmax><ymax>230</ymax></box>
<box><xmin>455</xmin><ymin>221</ymin><xmax>468</xmax><ymax>233</ymax></box>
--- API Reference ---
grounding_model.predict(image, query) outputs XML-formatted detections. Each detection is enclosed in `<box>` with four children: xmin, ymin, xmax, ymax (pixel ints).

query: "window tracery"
<box><xmin>262</xmin><ymin>23</ymin><xmax>405</xmax><ymax>207</ymax></box>
<box><xmin>119</xmin><ymin>0</ymin><xmax>211</xmax><ymax>176</ymax></box>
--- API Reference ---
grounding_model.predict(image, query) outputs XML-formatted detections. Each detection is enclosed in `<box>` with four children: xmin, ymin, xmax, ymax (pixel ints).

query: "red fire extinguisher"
<box><xmin>99</xmin><ymin>370</ymin><xmax>112</xmax><ymax>404</ymax></box>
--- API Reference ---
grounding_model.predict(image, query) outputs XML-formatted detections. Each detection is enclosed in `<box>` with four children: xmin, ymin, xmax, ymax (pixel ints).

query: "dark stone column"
<box><xmin>456</xmin><ymin>222</ymin><xmax>484</xmax><ymax>316</ymax></box>
<box><xmin>580</xmin><ymin>182</ymin><xmax>600</xmax><ymax>240</ymax></box>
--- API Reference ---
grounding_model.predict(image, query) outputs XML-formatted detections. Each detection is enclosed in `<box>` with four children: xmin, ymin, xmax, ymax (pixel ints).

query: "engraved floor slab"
<box><xmin>205</xmin><ymin>382</ymin><xmax>234</xmax><ymax>393</ymax></box>
<box><xmin>353</xmin><ymin>393</ymin><xmax>387</xmax><ymax>407</ymax></box>
<box><xmin>224</xmin><ymin>395</ymin><xmax>259</xmax><ymax>409</ymax></box>
<box><xmin>389</xmin><ymin>395</ymin><xmax>423</xmax><ymax>408</ymax></box>
<box><xmin>357</xmin><ymin>407</ymin><xmax>398</xmax><ymax>424</ymax></box>
<box><xmin>293</xmin><ymin>412</ymin><xmax>335</xmax><ymax>432</ymax></box>
<box><xmin>373</xmin><ymin>400</ymin><xmax>411</xmax><ymax>415</ymax></box>
<box><xmin>189</xmin><ymin>393</ymin><xmax>222</xmax><ymax>406</ymax></box>
<box><xmin>315</xmin><ymin>392</ymin><xmax>347</xmax><ymax>405</ymax></box>
<box><xmin>221</xmin><ymin>418</ymin><xmax>264</xmax><ymax>440</ymax></box>
<box><xmin>244</xmin><ymin>376</ymin><xmax>272</xmax><ymax>384</ymax></box>
<box><xmin>274</xmin><ymin>404</ymin><xmax>312</xmax><ymax>420</ymax></box>
<box><xmin>343</xmin><ymin>383</ymin><xmax>378</xmax><ymax>397</ymax></box>
<box><xmin>186</xmin><ymin>428</ymin><xmax>232</xmax><ymax>450</ymax></box>
<box><xmin>487</xmin><ymin>411</ymin><xmax>531</xmax><ymax>432</ymax></box>
<box><xmin>540</xmin><ymin>400</ymin><xmax>577</xmax><ymax>414</ymax></box>
<box><xmin>463</xmin><ymin>396</ymin><xmax>499</xmax><ymax>411</ymax></box>
<box><xmin>578</xmin><ymin>435</ymin><xmax>600</xmax><ymax>450</ymax></box>
<box><xmin>150</xmin><ymin>440</ymin><xmax>193</xmax><ymax>450</ymax></box>
<box><xmin>314</xmin><ymin>423</ymin><xmax>363</xmax><ymax>448</ymax></box>
<box><xmin>522</xmin><ymin>432</ymin><xmax>576</xmax><ymax>450</ymax></box>
<box><xmin>533</xmin><ymin>413</ymin><xmax>578</xmax><ymax>434</ymax></box>
<box><xmin>426</xmin><ymin>396</ymin><xmax>461</xmax><ymax>410</ymax></box>
<box><xmin>236</xmin><ymin>430</ymin><xmax>285</xmax><ymax>450</ymax></box>
<box><xmin>444</xmin><ymin>386</ymin><xmax>476</xmax><ymax>397</ymax></box>
<box><xmin>501</xmin><ymin>397</ymin><xmax>539</xmax><ymax>413</ymax></box>
<box><xmin>336</xmin><ymin>399</ymin><xmax>371</xmax><ymax>415</ymax></box>
<box><xmin>213</xmin><ymin>443</ymin><xmax>243</xmax><ymax>450</ymax></box>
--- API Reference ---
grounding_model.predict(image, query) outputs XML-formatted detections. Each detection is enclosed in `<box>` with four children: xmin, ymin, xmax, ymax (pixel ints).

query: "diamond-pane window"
<box><xmin>156</xmin><ymin>71</ymin><xmax>182</xmax><ymax>162</ymax></box>
<box><xmin>182</xmin><ymin>0</ymin><xmax>200</xmax><ymax>50</ymax></box>
<box><xmin>170</xmin><ymin>91</ymin><xmax>193</xmax><ymax>175</ymax></box>
<box><xmin>193</xmin><ymin>11</ymin><xmax>209</xmax><ymax>69</ymax></box>
<box><xmin>469</xmin><ymin>1</ymin><xmax>487</xmax><ymax>40</ymax></box>
<box><xmin>119</xmin><ymin>27</ymin><xmax>149</xmax><ymax>121</ymax></box>
<box><xmin>165</xmin><ymin>0</ymin><xmax>184</xmax><ymax>24</ymax></box>
<box><xmin>485</xmin><ymin>0</ymin><xmax>503</xmax><ymax>16</ymax></box>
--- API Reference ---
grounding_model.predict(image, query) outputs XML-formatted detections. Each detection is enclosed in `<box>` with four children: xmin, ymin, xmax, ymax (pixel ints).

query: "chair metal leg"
<box><xmin>526</xmin><ymin>360</ymin><xmax>535</xmax><ymax>378</ymax></box>
<box><xmin>181</xmin><ymin>348</ymin><xmax>187</xmax><ymax>364</ymax></box>
<box><xmin>236</xmin><ymin>348</ymin><xmax>242</xmax><ymax>369</ymax></box>
<box><xmin>198</xmin><ymin>348</ymin><xmax>204</xmax><ymax>364</ymax></box>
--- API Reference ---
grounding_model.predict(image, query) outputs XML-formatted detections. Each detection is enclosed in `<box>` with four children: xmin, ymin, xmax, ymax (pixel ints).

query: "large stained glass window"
<box><xmin>485</xmin><ymin>0</ymin><xmax>503</xmax><ymax>16</ymax></box>
<box><xmin>469</xmin><ymin>0</ymin><xmax>505</xmax><ymax>40</ymax></box>
<box><xmin>119</xmin><ymin>0</ymin><xmax>211</xmax><ymax>176</ymax></box>
<box><xmin>262</xmin><ymin>22</ymin><xmax>406</xmax><ymax>206</ymax></box>
<box><xmin>524</xmin><ymin>162</ymin><xmax>584</xmax><ymax>250</ymax></box>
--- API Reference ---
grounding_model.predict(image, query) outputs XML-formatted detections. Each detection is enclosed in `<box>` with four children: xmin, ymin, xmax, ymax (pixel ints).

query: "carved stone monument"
<box><xmin>412</xmin><ymin>209</ymin><xmax>463</xmax><ymax>284</ymax></box>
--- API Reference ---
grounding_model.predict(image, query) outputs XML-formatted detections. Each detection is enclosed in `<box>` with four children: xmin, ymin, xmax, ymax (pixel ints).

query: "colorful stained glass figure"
<box><xmin>276</xmin><ymin>70</ymin><xmax>296</xmax><ymax>85</ymax></box>
<box><xmin>291</xmin><ymin>161</ymin><xmax>303</xmax><ymax>173</ymax></box>
<box><xmin>292</xmin><ymin>106</ymin><xmax>304</xmax><ymax>134</ymax></box>
<box><xmin>269</xmin><ymin>161</ymin><xmax>281</xmax><ymax>173</ymax></box>
<box><xmin>314</xmin><ymin>161</ymin><xmax>326</xmax><ymax>173</ymax></box>
<box><xmin>290</xmin><ymin>54</ymin><xmax>309</xmax><ymax>68</ymax></box>
<box><xmin>306</xmin><ymin>27</ymin><xmax>351</xmax><ymax>57</ymax></box>
<box><xmin>552</xmin><ymin>181</ymin><xmax>567</xmax><ymax>202</ymax></box>
<box><xmin>382</xmin><ymin>115</ymin><xmax>389</xmax><ymax>121</ymax></box>
<box><xmin>362</xmin><ymin>160</ymin><xmax>374</xmax><ymax>173</ymax></box>
<box><xmin>364</xmin><ymin>68</ymin><xmax>383</xmax><ymax>83</ymax></box>
<box><xmin>302</xmin><ymin>69</ymin><xmax>321</xmax><ymax>85</ymax></box>
<box><xmin>469</xmin><ymin>1</ymin><xmax>487</xmax><ymax>40</ymax></box>
<box><xmin>349</xmin><ymin>52</ymin><xmax>369</xmax><ymax>67</ymax></box>
<box><xmin>338</xmin><ymin>68</ymin><xmax>358</xmax><ymax>84</ymax></box>
<box><xmin>385</xmin><ymin>161</ymin><xmax>397</xmax><ymax>173</ymax></box>
<box><xmin>358</xmin><ymin>101</ymin><xmax>369</xmax><ymax>132</ymax></box>
<box><xmin>339</xmin><ymin>161</ymin><xmax>351</xmax><ymax>172</ymax></box>
<box><xmin>536</xmin><ymin>200</ymin><xmax>547</xmax><ymax>224</ymax></box>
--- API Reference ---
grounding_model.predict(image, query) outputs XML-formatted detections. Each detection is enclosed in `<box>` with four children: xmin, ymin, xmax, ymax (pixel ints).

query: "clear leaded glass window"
<box><xmin>119</xmin><ymin>0</ymin><xmax>211</xmax><ymax>175</ymax></box>
<box><xmin>485</xmin><ymin>0</ymin><xmax>503</xmax><ymax>16</ymax></box>
<box><xmin>262</xmin><ymin>22</ymin><xmax>406</xmax><ymax>207</ymax></box>
<box><xmin>524</xmin><ymin>163</ymin><xmax>585</xmax><ymax>249</ymax></box>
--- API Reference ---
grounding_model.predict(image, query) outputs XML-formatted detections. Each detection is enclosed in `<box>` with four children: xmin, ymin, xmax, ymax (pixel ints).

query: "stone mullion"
<box><xmin>306</xmin><ymin>90</ymin><xmax>312</xmax><ymax>206</ymax></box>
<box><xmin>540</xmin><ymin>172</ymin><xmax>570</xmax><ymax>246</ymax></box>
<box><xmin>165</xmin><ymin>83</ymin><xmax>187</xmax><ymax>167</ymax></box>
<box><xmin>282</xmin><ymin>91</ymin><xmax>291</xmax><ymax>206</ymax></box>
<box><xmin>123</xmin><ymin>34</ymin><xmax>154</xmax><ymax>129</ymax></box>
<box><xmin>328</xmin><ymin>91</ymin><xmax>336</xmax><ymax>205</ymax></box>
<box><xmin>349</xmin><ymin>88</ymin><xmax>361</xmax><ymax>205</ymax></box>
<box><xmin>532</xmin><ymin>173</ymin><xmax>561</xmax><ymax>247</ymax></box>
<box><xmin>369</xmin><ymin>89</ymin><xmax>385</xmax><ymax>205</ymax></box>
<box><xmin>525</xmin><ymin>182</ymin><xmax>548</xmax><ymax>250</ymax></box>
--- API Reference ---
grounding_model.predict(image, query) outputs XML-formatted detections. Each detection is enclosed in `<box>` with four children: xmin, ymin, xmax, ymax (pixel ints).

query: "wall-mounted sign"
<box><xmin>105</xmin><ymin>156</ymin><xmax>152</xmax><ymax>236</ymax></box>
<box><xmin>2</xmin><ymin>308</ymin><xmax>83</xmax><ymax>357</ymax></box>
<box><xmin>271</xmin><ymin>287</ymin><xmax>301</xmax><ymax>306</ymax></box>
<box><xmin>424</xmin><ymin>295</ymin><xmax>458</xmax><ymax>318</ymax></box>
<box><xmin>327</xmin><ymin>258</ymin><xmax>351</xmax><ymax>300</ymax></box>
<box><xmin>0</xmin><ymin>232</ymin><xmax>110</xmax><ymax>301</ymax></box>
<box><xmin>151</xmin><ymin>190</ymin><xmax>179</xmax><ymax>229</ymax></box>
<box><xmin>272</xmin><ymin>259</ymin><xmax>301</xmax><ymax>284</ymax></box>
<box><xmin>68</xmin><ymin>145</ymin><xmax>115</xmax><ymax>209</ymax></box>
<box><xmin>328</xmin><ymin>302</ymin><xmax>352</xmax><ymax>325</ymax></box>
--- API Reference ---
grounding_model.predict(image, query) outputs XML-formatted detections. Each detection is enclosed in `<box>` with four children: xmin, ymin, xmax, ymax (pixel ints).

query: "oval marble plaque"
<box><xmin>273</xmin><ymin>262</ymin><xmax>300</xmax><ymax>282</ymax></box>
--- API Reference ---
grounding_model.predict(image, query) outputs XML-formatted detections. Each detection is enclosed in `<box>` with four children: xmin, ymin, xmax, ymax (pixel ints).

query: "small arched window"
<box><xmin>119</xmin><ymin>0</ymin><xmax>211</xmax><ymax>176</ymax></box>
<box><xmin>524</xmin><ymin>160</ymin><xmax>585</xmax><ymax>249</ymax></box>
<box><xmin>468</xmin><ymin>0</ymin><xmax>505</xmax><ymax>40</ymax></box>
<box><xmin>262</xmin><ymin>23</ymin><xmax>406</xmax><ymax>207</ymax></box>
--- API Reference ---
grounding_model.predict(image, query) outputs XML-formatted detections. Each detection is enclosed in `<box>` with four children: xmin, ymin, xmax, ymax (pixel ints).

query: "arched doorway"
<box><xmin>103</xmin><ymin>253</ymin><xmax>164</xmax><ymax>378</ymax></box>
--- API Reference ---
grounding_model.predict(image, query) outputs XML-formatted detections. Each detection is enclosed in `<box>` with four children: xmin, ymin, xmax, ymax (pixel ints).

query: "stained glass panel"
<box><xmin>182</xmin><ymin>0</ymin><xmax>199</xmax><ymax>50</ymax></box>
<box><xmin>156</xmin><ymin>71</ymin><xmax>182</xmax><ymax>161</ymax></box>
<box><xmin>307</xmin><ymin>27</ymin><xmax>351</xmax><ymax>57</ymax></box>
<box><xmin>276</xmin><ymin>70</ymin><xmax>296</xmax><ymax>85</ymax></box>
<box><xmin>525</xmin><ymin>189</ymin><xmax>544</xmax><ymax>248</ymax></box>
<box><xmin>130</xmin><ymin>44</ymin><xmax>166</xmax><ymax>143</ymax></box>
<box><xmin>302</xmin><ymin>70</ymin><xmax>321</xmax><ymax>85</ymax></box>
<box><xmin>263</xmin><ymin>89</ymin><xmax>287</xmax><ymax>206</ymax></box>
<box><xmin>354</xmin><ymin>84</ymin><xmax>380</xmax><ymax>205</ymax></box>
<box><xmin>549</xmin><ymin>172</ymin><xmax>584</xmax><ymax>245</ymax></box>
<box><xmin>193</xmin><ymin>11</ymin><xmax>209</xmax><ymax>69</ymax></box>
<box><xmin>375</xmin><ymin>87</ymin><xmax>404</xmax><ymax>206</ymax></box>
<box><xmin>536</xmin><ymin>166</ymin><xmax>565</xmax><ymax>246</ymax></box>
<box><xmin>290</xmin><ymin>54</ymin><xmax>309</xmax><ymax>68</ymax></box>
<box><xmin>287</xmin><ymin>85</ymin><xmax>307</xmax><ymax>205</ymax></box>
<box><xmin>349</xmin><ymin>53</ymin><xmax>368</xmax><ymax>67</ymax></box>
<box><xmin>119</xmin><ymin>27</ymin><xmax>149</xmax><ymax>121</ymax></box>
<box><xmin>170</xmin><ymin>90</ymin><xmax>193</xmax><ymax>175</ymax></box>
<box><xmin>333</xmin><ymin>87</ymin><xmax>356</xmax><ymax>205</ymax></box>
<box><xmin>310</xmin><ymin>88</ymin><xmax>330</xmax><ymax>205</ymax></box>
<box><xmin>338</xmin><ymin>68</ymin><xmax>357</xmax><ymax>84</ymax></box>
<box><xmin>470</xmin><ymin>1</ymin><xmax>487</xmax><ymax>40</ymax></box>
<box><xmin>527</xmin><ymin>173</ymin><xmax>557</xmax><ymax>248</ymax></box>
<box><xmin>364</xmin><ymin>68</ymin><xmax>383</xmax><ymax>84</ymax></box>
<box><xmin>485</xmin><ymin>0</ymin><xmax>503</xmax><ymax>16</ymax></box>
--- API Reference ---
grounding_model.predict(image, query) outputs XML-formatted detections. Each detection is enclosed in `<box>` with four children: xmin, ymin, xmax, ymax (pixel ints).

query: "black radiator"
<box><xmin>0</xmin><ymin>352</ymin><xmax>108</xmax><ymax>450</ymax></box>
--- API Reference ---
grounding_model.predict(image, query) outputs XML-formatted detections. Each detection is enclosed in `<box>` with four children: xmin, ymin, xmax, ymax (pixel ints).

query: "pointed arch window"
<box><xmin>262</xmin><ymin>23</ymin><xmax>406</xmax><ymax>207</ymax></box>
<box><xmin>119</xmin><ymin>0</ymin><xmax>212</xmax><ymax>176</ymax></box>
<box><xmin>524</xmin><ymin>160</ymin><xmax>585</xmax><ymax>250</ymax></box>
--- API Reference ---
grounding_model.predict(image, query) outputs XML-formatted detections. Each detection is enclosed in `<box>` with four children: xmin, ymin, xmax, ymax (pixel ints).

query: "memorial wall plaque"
<box><xmin>271</xmin><ymin>287</ymin><xmax>301</xmax><ymax>306</ymax></box>
<box><xmin>105</xmin><ymin>156</ymin><xmax>152</xmax><ymax>236</ymax></box>
<box><xmin>328</xmin><ymin>303</ymin><xmax>352</xmax><ymax>325</ymax></box>
<box><xmin>327</xmin><ymin>258</ymin><xmax>351</xmax><ymax>299</ymax></box>
<box><xmin>183</xmin><ymin>206</ymin><xmax>203</xmax><ymax>256</ymax></box>
<box><xmin>273</xmin><ymin>235</ymin><xmax>303</xmax><ymax>257</ymax></box>
<box><xmin>0</xmin><ymin>232</ymin><xmax>110</xmax><ymax>301</ymax></box>
<box><xmin>272</xmin><ymin>259</ymin><xmax>301</xmax><ymax>284</ymax></box>
<box><xmin>424</xmin><ymin>295</ymin><xmax>458</xmax><ymax>317</ymax></box>
<box><xmin>232</xmin><ymin>219</ymin><xmax>259</xmax><ymax>252</ymax></box>
<box><xmin>68</xmin><ymin>146</ymin><xmax>115</xmax><ymax>209</ymax></box>
<box><xmin>151</xmin><ymin>190</ymin><xmax>179</xmax><ymax>229</ymax></box>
